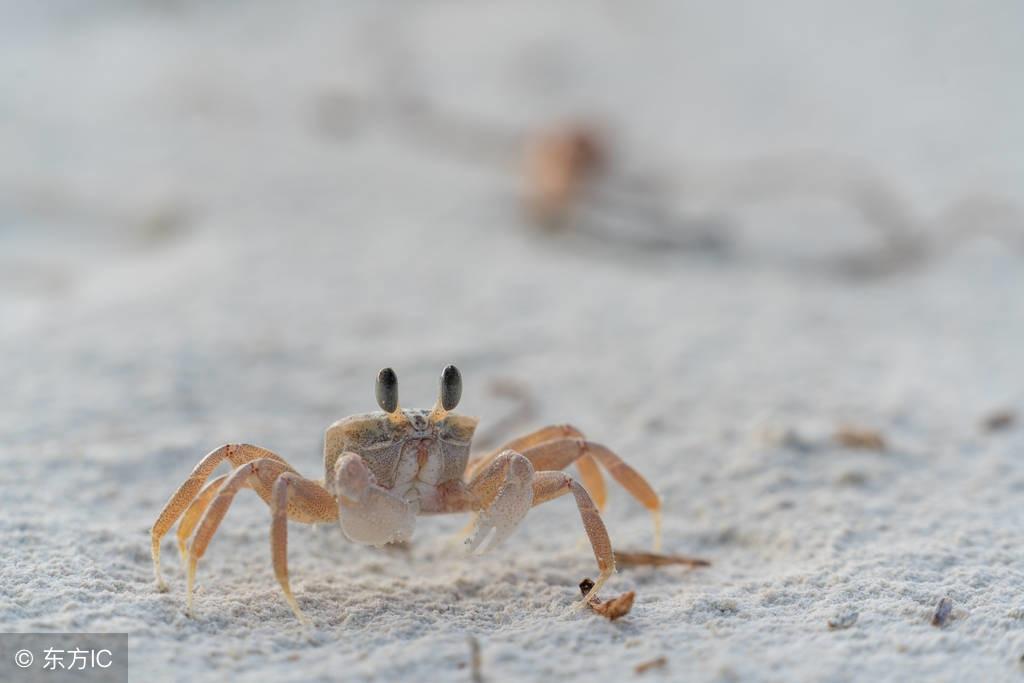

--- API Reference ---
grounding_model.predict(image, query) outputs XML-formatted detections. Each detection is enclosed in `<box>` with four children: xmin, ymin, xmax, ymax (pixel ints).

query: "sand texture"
<box><xmin>2</xmin><ymin>2</ymin><xmax>1023</xmax><ymax>681</ymax></box>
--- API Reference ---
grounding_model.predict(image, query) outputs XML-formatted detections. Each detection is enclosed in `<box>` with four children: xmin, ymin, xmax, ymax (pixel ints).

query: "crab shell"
<box><xmin>323</xmin><ymin>409</ymin><xmax>480</xmax><ymax>504</ymax></box>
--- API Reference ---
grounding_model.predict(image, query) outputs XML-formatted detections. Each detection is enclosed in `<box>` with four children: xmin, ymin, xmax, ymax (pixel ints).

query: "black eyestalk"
<box><xmin>439</xmin><ymin>365</ymin><xmax>462</xmax><ymax>411</ymax></box>
<box><xmin>375</xmin><ymin>367</ymin><xmax>399</xmax><ymax>413</ymax></box>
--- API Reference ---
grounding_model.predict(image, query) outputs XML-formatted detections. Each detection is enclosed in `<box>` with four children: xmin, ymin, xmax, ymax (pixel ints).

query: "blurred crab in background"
<box><xmin>151</xmin><ymin>366</ymin><xmax>662</xmax><ymax>623</ymax></box>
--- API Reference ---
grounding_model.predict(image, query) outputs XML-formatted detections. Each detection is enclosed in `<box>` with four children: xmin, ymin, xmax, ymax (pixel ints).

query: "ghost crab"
<box><xmin>151</xmin><ymin>366</ymin><xmax>662</xmax><ymax>623</ymax></box>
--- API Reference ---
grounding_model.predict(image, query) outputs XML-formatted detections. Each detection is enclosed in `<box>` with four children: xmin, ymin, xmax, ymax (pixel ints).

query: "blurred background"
<box><xmin>3</xmin><ymin>0</ymin><xmax>1021</xmax><ymax>447</ymax></box>
<box><xmin>2</xmin><ymin>1</ymin><xmax>1023</xmax><ymax>679</ymax></box>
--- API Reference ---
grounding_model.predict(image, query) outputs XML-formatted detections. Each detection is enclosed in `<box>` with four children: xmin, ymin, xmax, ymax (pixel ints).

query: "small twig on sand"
<box><xmin>981</xmin><ymin>409</ymin><xmax>1017</xmax><ymax>433</ymax></box>
<box><xmin>634</xmin><ymin>657</ymin><xmax>668</xmax><ymax>675</ymax></box>
<box><xmin>931</xmin><ymin>597</ymin><xmax>954</xmax><ymax>627</ymax></box>
<box><xmin>579</xmin><ymin>578</ymin><xmax>635</xmax><ymax>620</ymax></box>
<box><xmin>614</xmin><ymin>550</ymin><xmax>711</xmax><ymax>568</ymax></box>
<box><xmin>835</xmin><ymin>425</ymin><xmax>887</xmax><ymax>451</ymax></box>
<box><xmin>467</xmin><ymin>636</ymin><xmax>483</xmax><ymax>683</ymax></box>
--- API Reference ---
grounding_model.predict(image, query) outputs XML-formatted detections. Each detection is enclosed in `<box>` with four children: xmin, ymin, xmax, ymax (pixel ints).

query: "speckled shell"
<box><xmin>323</xmin><ymin>410</ymin><xmax>478</xmax><ymax>493</ymax></box>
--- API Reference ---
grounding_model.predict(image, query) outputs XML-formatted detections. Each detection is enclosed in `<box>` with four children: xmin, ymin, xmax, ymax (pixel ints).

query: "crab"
<box><xmin>150</xmin><ymin>365</ymin><xmax>662</xmax><ymax>623</ymax></box>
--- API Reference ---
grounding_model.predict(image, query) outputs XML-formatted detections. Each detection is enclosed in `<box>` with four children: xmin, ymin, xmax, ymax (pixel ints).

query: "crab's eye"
<box><xmin>439</xmin><ymin>365</ymin><xmax>462</xmax><ymax>411</ymax></box>
<box><xmin>375</xmin><ymin>367</ymin><xmax>399</xmax><ymax>413</ymax></box>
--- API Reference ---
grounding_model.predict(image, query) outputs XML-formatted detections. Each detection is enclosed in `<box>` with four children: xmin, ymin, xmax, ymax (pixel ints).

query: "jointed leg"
<box><xmin>511</xmin><ymin>426</ymin><xmax>612</xmax><ymax>511</ymax></box>
<box><xmin>183</xmin><ymin>457</ymin><xmax>337</xmax><ymax>618</ymax></box>
<box><xmin>467</xmin><ymin>424</ymin><xmax>606</xmax><ymax>514</ymax></box>
<box><xmin>574</xmin><ymin>453</ymin><xmax>607</xmax><ymax>511</ymax></box>
<box><xmin>462</xmin><ymin>454</ymin><xmax>614</xmax><ymax>610</ymax></box>
<box><xmin>176</xmin><ymin>474</ymin><xmax>229</xmax><ymax>563</ymax></box>
<box><xmin>271</xmin><ymin>472</ymin><xmax>337</xmax><ymax>624</ymax></box>
<box><xmin>151</xmin><ymin>443</ymin><xmax>293</xmax><ymax>589</ymax></box>
<box><xmin>184</xmin><ymin>458</ymin><xmax>286</xmax><ymax>613</ymax></box>
<box><xmin>469</xmin><ymin>425</ymin><xmax>657</xmax><ymax>541</ymax></box>
<box><xmin>467</xmin><ymin>424</ymin><xmax>583</xmax><ymax>477</ymax></box>
<box><xmin>456</xmin><ymin>451</ymin><xmax>616</xmax><ymax>605</ymax></box>
<box><xmin>508</xmin><ymin>431</ymin><xmax>662</xmax><ymax>549</ymax></box>
<box><xmin>531</xmin><ymin>470</ymin><xmax>615</xmax><ymax>605</ymax></box>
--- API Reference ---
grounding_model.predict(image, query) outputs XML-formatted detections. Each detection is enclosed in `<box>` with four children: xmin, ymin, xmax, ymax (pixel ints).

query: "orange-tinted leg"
<box><xmin>519</xmin><ymin>436</ymin><xmax>662</xmax><ymax>550</ymax></box>
<box><xmin>182</xmin><ymin>458</ymin><xmax>337</xmax><ymax>620</ymax></box>
<box><xmin>531</xmin><ymin>470</ymin><xmax>616</xmax><ymax>606</ymax></box>
<box><xmin>150</xmin><ymin>443</ymin><xmax>293</xmax><ymax>590</ymax></box>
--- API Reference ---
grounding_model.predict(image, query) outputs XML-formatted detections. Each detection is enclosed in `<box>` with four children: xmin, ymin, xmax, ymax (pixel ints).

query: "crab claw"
<box><xmin>466</xmin><ymin>455</ymin><xmax>534</xmax><ymax>554</ymax></box>
<box><xmin>334</xmin><ymin>452</ymin><xmax>373</xmax><ymax>501</ymax></box>
<box><xmin>335</xmin><ymin>453</ymin><xmax>415</xmax><ymax>546</ymax></box>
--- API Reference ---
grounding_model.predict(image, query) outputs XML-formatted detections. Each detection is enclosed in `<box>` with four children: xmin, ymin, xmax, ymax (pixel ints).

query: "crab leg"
<box><xmin>474</xmin><ymin>429</ymin><xmax>662</xmax><ymax>549</ymax></box>
<box><xmin>150</xmin><ymin>443</ymin><xmax>293</xmax><ymax>590</ymax></box>
<box><xmin>529</xmin><ymin>438</ymin><xmax>661</xmax><ymax>549</ymax></box>
<box><xmin>521</xmin><ymin>439</ymin><xmax>660</xmax><ymax>512</ymax></box>
<box><xmin>184</xmin><ymin>457</ymin><xmax>337</xmax><ymax>619</ymax></box>
<box><xmin>459</xmin><ymin>451</ymin><xmax>615</xmax><ymax>605</ymax></box>
<box><xmin>271</xmin><ymin>472</ymin><xmax>338</xmax><ymax>624</ymax></box>
<box><xmin>184</xmin><ymin>458</ymin><xmax>284</xmax><ymax>613</ymax></box>
<box><xmin>175</xmin><ymin>473</ymin><xmax>230</xmax><ymax>563</ymax></box>
<box><xmin>469</xmin><ymin>424</ymin><xmax>583</xmax><ymax>475</ymax></box>
<box><xmin>469</xmin><ymin>424</ymin><xmax>608</xmax><ymax>508</ymax></box>
<box><xmin>530</xmin><ymin>470</ymin><xmax>615</xmax><ymax>606</ymax></box>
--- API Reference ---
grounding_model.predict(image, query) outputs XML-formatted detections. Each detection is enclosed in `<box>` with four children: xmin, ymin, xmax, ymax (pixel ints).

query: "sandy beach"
<box><xmin>2</xmin><ymin>2</ymin><xmax>1023</xmax><ymax>681</ymax></box>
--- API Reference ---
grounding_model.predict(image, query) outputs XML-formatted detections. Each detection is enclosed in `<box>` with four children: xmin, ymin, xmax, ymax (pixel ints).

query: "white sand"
<box><xmin>2</xmin><ymin>2</ymin><xmax>1024</xmax><ymax>681</ymax></box>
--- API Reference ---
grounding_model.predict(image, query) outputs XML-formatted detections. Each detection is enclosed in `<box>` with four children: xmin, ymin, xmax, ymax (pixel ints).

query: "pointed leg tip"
<box><xmin>464</xmin><ymin>523</ymin><xmax>492</xmax><ymax>555</ymax></box>
<box><xmin>153</xmin><ymin>561</ymin><xmax>169</xmax><ymax>592</ymax></box>
<box><xmin>467</xmin><ymin>531</ymin><xmax>497</xmax><ymax>556</ymax></box>
<box><xmin>185</xmin><ymin>567</ymin><xmax>197</xmax><ymax>617</ymax></box>
<box><xmin>283</xmin><ymin>594</ymin><xmax>312</xmax><ymax>626</ymax></box>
